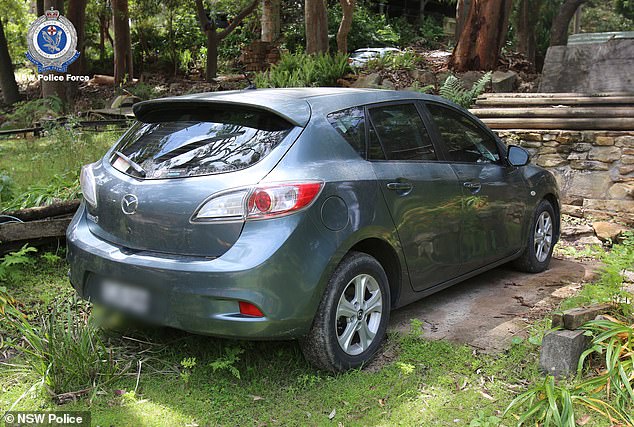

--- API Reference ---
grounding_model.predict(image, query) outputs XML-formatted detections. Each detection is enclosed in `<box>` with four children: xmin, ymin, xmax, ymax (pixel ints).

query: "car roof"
<box><xmin>133</xmin><ymin>88</ymin><xmax>445</xmax><ymax>127</ymax></box>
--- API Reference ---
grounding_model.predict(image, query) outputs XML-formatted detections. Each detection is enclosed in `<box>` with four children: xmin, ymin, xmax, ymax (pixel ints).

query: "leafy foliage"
<box><xmin>2</xmin><ymin>172</ymin><xmax>80</xmax><ymax>211</ymax></box>
<box><xmin>254</xmin><ymin>53</ymin><xmax>351</xmax><ymax>88</ymax></box>
<box><xmin>366</xmin><ymin>50</ymin><xmax>421</xmax><ymax>71</ymax></box>
<box><xmin>0</xmin><ymin>245</ymin><xmax>37</xmax><ymax>283</ymax></box>
<box><xmin>439</xmin><ymin>72</ymin><xmax>492</xmax><ymax>108</ymax></box>
<box><xmin>209</xmin><ymin>346</ymin><xmax>244</xmax><ymax>379</ymax></box>
<box><xmin>0</xmin><ymin>172</ymin><xmax>15</xmax><ymax>205</ymax></box>
<box><xmin>3</xmin><ymin>96</ymin><xmax>64</xmax><ymax>128</ymax></box>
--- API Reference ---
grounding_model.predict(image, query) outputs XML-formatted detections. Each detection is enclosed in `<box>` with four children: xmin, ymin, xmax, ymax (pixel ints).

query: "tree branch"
<box><xmin>195</xmin><ymin>0</ymin><xmax>213</xmax><ymax>33</ymax></box>
<box><xmin>218</xmin><ymin>0</ymin><xmax>259</xmax><ymax>40</ymax></box>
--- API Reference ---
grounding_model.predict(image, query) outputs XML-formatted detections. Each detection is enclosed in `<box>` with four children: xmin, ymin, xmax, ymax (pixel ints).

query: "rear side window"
<box><xmin>368</xmin><ymin>103</ymin><xmax>437</xmax><ymax>161</ymax></box>
<box><xmin>327</xmin><ymin>107</ymin><xmax>365</xmax><ymax>157</ymax></box>
<box><xmin>111</xmin><ymin>108</ymin><xmax>293</xmax><ymax>179</ymax></box>
<box><xmin>426</xmin><ymin>104</ymin><xmax>500</xmax><ymax>163</ymax></box>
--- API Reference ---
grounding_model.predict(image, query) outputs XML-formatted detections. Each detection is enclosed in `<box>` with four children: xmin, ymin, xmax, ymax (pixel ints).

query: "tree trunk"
<box><xmin>517</xmin><ymin>0</ymin><xmax>538</xmax><ymax>67</ymax></box>
<box><xmin>305</xmin><ymin>0</ymin><xmax>329</xmax><ymax>54</ymax></box>
<box><xmin>112</xmin><ymin>0</ymin><xmax>133</xmax><ymax>85</ymax></box>
<box><xmin>0</xmin><ymin>18</ymin><xmax>20</xmax><ymax>105</ymax></box>
<box><xmin>418</xmin><ymin>0</ymin><xmax>429</xmax><ymax>26</ymax></box>
<box><xmin>337</xmin><ymin>0</ymin><xmax>355</xmax><ymax>54</ymax></box>
<box><xmin>65</xmin><ymin>0</ymin><xmax>87</xmax><ymax>100</ymax></box>
<box><xmin>36</xmin><ymin>0</ymin><xmax>44</xmax><ymax>16</ymax></box>
<box><xmin>195</xmin><ymin>0</ymin><xmax>258</xmax><ymax>81</ymax></box>
<box><xmin>261</xmin><ymin>0</ymin><xmax>281</xmax><ymax>42</ymax></box>
<box><xmin>449</xmin><ymin>0</ymin><xmax>513</xmax><ymax>71</ymax></box>
<box><xmin>41</xmin><ymin>0</ymin><xmax>67</xmax><ymax>104</ymax></box>
<box><xmin>205</xmin><ymin>32</ymin><xmax>218</xmax><ymax>81</ymax></box>
<box><xmin>455</xmin><ymin>0</ymin><xmax>471</xmax><ymax>42</ymax></box>
<box><xmin>550</xmin><ymin>0</ymin><xmax>586</xmax><ymax>46</ymax></box>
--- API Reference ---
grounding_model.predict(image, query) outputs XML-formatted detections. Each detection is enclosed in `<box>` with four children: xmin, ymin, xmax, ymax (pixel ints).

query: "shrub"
<box><xmin>439</xmin><ymin>72</ymin><xmax>492</xmax><ymax>108</ymax></box>
<box><xmin>3</xmin><ymin>96</ymin><xmax>64</xmax><ymax>128</ymax></box>
<box><xmin>254</xmin><ymin>52</ymin><xmax>350</xmax><ymax>88</ymax></box>
<box><xmin>418</xmin><ymin>16</ymin><xmax>445</xmax><ymax>49</ymax></box>
<box><xmin>367</xmin><ymin>50</ymin><xmax>421</xmax><ymax>71</ymax></box>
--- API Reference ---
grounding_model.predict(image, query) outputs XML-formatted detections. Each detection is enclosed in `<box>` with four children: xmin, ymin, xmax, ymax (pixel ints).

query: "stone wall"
<box><xmin>496</xmin><ymin>130</ymin><xmax>634</xmax><ymax>224</ymax></box>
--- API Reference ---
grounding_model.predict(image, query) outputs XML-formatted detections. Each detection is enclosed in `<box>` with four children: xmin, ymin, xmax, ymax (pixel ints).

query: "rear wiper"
<box><xmin>154</xmin><ymin>132</ymin><xmax>245</xmax><ymax>163</ymax></box>
<box><xmin>114</xmin><ymin>151</ymin><xmax>147</xmax><ymax>177</ymax></box>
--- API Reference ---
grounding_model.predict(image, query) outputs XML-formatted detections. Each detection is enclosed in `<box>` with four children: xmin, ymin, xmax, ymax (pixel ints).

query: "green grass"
<box><xmin>0</xmin><ymin>128</ymin><xmax>120</xmax><ymax>210</ymax></box>
<box><xmin>0</xmin><ymin>256</ymin><xmax>611</xmax><ymax>427</ymax></box>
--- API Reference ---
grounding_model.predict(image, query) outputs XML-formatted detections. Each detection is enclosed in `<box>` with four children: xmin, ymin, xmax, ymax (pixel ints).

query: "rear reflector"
<box><xmin>239</xmin><ymin>301</ymin><xmax>264</xmax><ymax>317</ymax></box>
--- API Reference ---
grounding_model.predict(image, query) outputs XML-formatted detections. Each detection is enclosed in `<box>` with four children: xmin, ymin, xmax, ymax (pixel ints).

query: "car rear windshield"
<box><xmin>110</xmin><ymin>107</ymin><xmax>293</xmax><ymax>179</ymax></box>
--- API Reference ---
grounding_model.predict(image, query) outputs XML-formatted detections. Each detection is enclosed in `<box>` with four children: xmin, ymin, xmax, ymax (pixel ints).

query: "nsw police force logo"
<box><xmin>26</xmin><ymin>8</ymin><xmax>80</xmax><ymax>73</ymax></box>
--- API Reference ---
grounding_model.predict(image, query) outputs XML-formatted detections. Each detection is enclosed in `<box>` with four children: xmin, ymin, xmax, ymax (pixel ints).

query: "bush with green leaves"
<box><xmin>2</xmin><ymin>172</ymin><xmax>80</xmax><ymax>211</ymax></box>
<box><xmin>366</xmin><ymin>50</ymin><xmax>421</xmax><ymax>71</ymax></box>
<box><xmin>254</xmin><ymin>53</ymin><xmax>351</xmax><ymax>88</ymax></box>
<box><xmin>418</xmin><ymin>16</ymin><xmax>445</xmax><ymax>49</ymax></box>
<box><xmin>3</xmin><ymin>96</ymin><xmax>64</xmax><ymax>128</ymax></box>
<box><xmin>0</xmin><ymin>172</ymin><xmax>15</xmax><ymax>205</ymax></box>
<box><xmin>440</xmin><ymin>72</ymin><xmax>492</xmax><ymax>109</ymax></box>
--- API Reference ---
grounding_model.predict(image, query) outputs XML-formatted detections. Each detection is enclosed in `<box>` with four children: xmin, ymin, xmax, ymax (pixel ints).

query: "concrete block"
<box><xmin>540</xmin><ymin>330</ymin><xmax>589</xmax><ymax>377</ymax></box>
<box><xmin>562</xmin><ymin>303</ymin><xmax>612</xmax><ymax>330</ymax></box>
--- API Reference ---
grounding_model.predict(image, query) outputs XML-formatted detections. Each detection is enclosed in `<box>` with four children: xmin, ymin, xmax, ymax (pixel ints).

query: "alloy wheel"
<box><xmin>335</xmin><ymin>273</ymin><xmax>383</xmax><ymax>355</ymax></box>
<box><xmin>534</xmin><ymin>211</ymin><xmax>553</xmax><ymax>262</ymax></box>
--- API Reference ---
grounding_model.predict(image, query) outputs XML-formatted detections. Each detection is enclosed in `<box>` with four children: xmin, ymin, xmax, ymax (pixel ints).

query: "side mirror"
<box><xmin>507</xmin><ymin>145</ymin><xmax>530</xmax><ymax>167</ymax></box>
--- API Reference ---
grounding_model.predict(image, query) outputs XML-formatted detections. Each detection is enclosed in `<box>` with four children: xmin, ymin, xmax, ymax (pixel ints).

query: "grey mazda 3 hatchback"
<box><xmin>67</xmin><ymin>88</ymin><xmax>560</xmax><ymax>372</ymax></box>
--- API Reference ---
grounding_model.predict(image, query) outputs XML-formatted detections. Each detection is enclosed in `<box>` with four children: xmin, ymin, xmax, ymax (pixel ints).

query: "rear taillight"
<box><xmin>80</xmin><ymin>163</ymin><xmax>98</xmax><ymax>207</ymax></box>
<box><xmin>239</xmin><ymin>301</ymin><xmax>264</xmax><ymax>317</ymax></box>
<box><xmin>192</xmin><ymin>181</ymin><xmax>324</xmax><ymax>222</ymax></box>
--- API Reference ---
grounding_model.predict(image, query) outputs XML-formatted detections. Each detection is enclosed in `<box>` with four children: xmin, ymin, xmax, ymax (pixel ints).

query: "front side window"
<box><xmin>111</xmin><ymin>108</ymin><xmax>292</xmax><ymax>179</ymax></box>
<box><xmin>327</xmin><ymin>107</ymin><xmax>365</xmax><ymax>157</ymax></box>
<box><xmin>368</xmin><ymin>103</ymin><xmax>437</xmax><ymax>161</ymax></box>
<box><xmin>426</xmin><ymin>104</ymin><xmax>500</xmax><ymax>163</ymax></box>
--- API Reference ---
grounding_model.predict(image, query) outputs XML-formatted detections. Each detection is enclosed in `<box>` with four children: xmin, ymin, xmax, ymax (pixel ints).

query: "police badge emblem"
<box><xmin>26</xmin><ymin>8</ymin><xmax>80</xmax><ymax>73</ymax></box>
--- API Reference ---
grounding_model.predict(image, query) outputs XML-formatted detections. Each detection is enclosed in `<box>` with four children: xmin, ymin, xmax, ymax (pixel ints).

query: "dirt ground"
<box><xmin>389</xmin><ymin>258</ymin><xmax>597</xmax><ymax>352</ymax></box>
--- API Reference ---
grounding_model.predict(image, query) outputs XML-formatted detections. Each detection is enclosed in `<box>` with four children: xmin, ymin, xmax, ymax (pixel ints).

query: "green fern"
<box><xmin>440</xmin><ymin>72</ymin><xmax>491</xmax><ymax>108</ymax></box>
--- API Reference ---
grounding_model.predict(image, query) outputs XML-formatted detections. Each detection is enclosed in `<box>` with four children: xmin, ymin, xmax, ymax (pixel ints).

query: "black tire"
<box><xmin>513</xmin><ymin>199</ymin><xmax>556</xmax><ymax>273</ymax></box>
<box><xmin>300</xmin><ymin>252</ymin><xmax>390</xmax><ymax>373</ymax></box>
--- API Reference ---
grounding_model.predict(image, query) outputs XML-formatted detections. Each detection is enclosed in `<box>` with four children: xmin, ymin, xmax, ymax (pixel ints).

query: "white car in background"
<box><xmin>348</xmin><ymin>47</ymin><xmax>401</xmax><ymax>68</ymax></box>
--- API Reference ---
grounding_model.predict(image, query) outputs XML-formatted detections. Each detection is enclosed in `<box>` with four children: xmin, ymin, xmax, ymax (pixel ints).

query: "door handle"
<box><xmin>387</xmin><ymin>182</ymin><xmax>413</xmax><ymax>192</ymax></box>
<box><xmin>463</xmin><ymin>182</ymin><xmax>481</xmax><ymax>192</ymax></box>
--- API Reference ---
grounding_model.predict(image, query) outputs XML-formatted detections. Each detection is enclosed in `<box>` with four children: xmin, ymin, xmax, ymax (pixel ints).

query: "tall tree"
<box><xmin>41</xmin><ymin>0</ymin><xmax>67</xmax><ymax>103</ymax></box>
<box><xmin>549</xmin><ymin>0</ymin><xmax>586</xmax><ymax>46</ymax></box>
<box><xmin>195</xmin><ymin>0</ymin><xmax>259</xmax><ymax>81</ymax></box>
<box><xmin>0</xmin><ymin>18</ymin><xmax>20</xmax><ymax>105</ymax></box>
<box><xmin>261</xmin><ymin>0</ymin><xmax>281</xmax><ymax>42</ymax></box>
<box><xmin>66</xmin><ymin>0</ymin><xmax>87</xmax><ymax>99</ymax></box>
<box><xmin>454</xmin><ymin>0</ymin><xmax>471</xmax><ymax>42</ymax></box>
<box><xmin>336</xmin><ymin>0</ymin><xmax>355</xmax><ymax>53</ymax></box>
<box><xmin>305</xmin><ymin>0</ymin><xmax>328</xmax><ymax>54</ymax></box>
<box><xmin>517</xmin><ymin>0</ymin><xmax>539</xmax><ymax>67</ymax></box>
<box><xmin>112</xmin><ymin>0</ymin><xmax>133</xmax><ymax>85</ymax></box>
<box><xmin>449</xmin><ymin>0</ymin><xmax>513</xmax><ymax>71</ymax></box>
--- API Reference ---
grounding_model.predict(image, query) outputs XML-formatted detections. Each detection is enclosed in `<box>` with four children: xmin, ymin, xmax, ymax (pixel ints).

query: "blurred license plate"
<box><xmin>100</xmin><ymin>279</ymin><xmax>149</xmax><ymax>315</ymax></box>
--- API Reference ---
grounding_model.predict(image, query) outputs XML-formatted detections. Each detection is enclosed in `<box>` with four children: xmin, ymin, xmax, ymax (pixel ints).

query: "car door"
<box><xmin>423</xmin><ymin>102</ymin><xmax>527</xmax><ymax>273</ymax></box>
<box><xmin>367</xmin><ymin>102</ymin><xmax>463</xmax><ymax>291</ymax></box>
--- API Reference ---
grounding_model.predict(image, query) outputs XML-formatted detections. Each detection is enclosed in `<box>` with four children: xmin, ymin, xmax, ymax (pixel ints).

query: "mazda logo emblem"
<box><xmin>121</xmin><ymin>194</ymin><xmax>139</xmax><ymax>215</ymax></box>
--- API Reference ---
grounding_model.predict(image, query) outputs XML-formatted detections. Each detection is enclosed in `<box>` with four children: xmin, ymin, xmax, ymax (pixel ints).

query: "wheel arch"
<box><xmin>348</xmin><ymin>238</ymin><xmax>402</xmax><ymax>309</ymax></box>
<box><xmin>542</xmin><ymin>192</ymin><xmax>561</xmax><ymax>241</ymax></box>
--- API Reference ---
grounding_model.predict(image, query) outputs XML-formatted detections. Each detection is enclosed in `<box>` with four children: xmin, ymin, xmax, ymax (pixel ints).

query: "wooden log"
<box><xmin>475</xmin><ymin>96</ymin><xmax>634</xmax><ymax>106</ymax></box>
<box><xmin>2</xmin><ymin>200</ymin><xmax>80</xmax><ymax>222</ymax></box>
<box><xmin>477</xmin><ymin>92</ymin><xmax>634</xmax><ymax>99</ymax></box>
<box><xmin>479</xmin><ymin>117</ymin><xmax>634</xmax><ymax>130</ymax></box>
<box><xmin>470</xmin><ymin>106</ymin><xmax>634</xmax><ymax>118</ymax></box>
<box><xmin>0</xmin><ymin>217</ymin><xmax>72</xmax><ymax>243</ymax></box>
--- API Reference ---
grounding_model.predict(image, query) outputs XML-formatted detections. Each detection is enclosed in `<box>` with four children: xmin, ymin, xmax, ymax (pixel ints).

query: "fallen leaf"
<box><xmin>576</xmin><ymin>414</ymin><xmax>591</xmax><ymax>425</ymax></box>
<box><xmin>251</xmin><ymin>395</ymin><xmax>264</xmax><ymax>401</ymax></box>
<box><xmin>328</xmin><ymin>408</ymin><xmax>336</xmax><ymax>420</ymax></box>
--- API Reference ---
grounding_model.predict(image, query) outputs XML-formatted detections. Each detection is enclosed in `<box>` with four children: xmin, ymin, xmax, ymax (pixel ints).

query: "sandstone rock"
<box><xmin>520</xmin><ymin>140</ymin><xmax>542</xmax><ymax>148</ymax></box>
<box><xmin>608</xmin><ymin>182</ymin><xmax>634</xmax><ymax>200</ymax></box>
<box><xmin>352</xmin><ymin>73</ymin><xmax>381</xmax><ymax>88</ymax></box>
<box><xmin>556</xmin><ymin>145</ymin><xmax>573</xmax><ymax>155</ymax></box>
<box><xmin>523</xmin><ymin>132</ymin><xmax>543</xmax><ymax>142</ymax></box>
<box><xmin>567</xmin><ymin>152</ymin><xmax>587</xmax><ymax>161</ymax></box>
<box><xmin>538</xmin><ymin>147</ymin><xmax>557</xmax><ymax>155</ymax></box>
<box><xmin>556</xmin><ymin>134</ymin><xmax>573</xmax><ymax>144</ymax></box>
<box><xmin>381</xmin><ymin>79</ymin><xmax>396</xmax><ymax>90</ymax></box>
<box><xmin>581</xmin><ymin>132</ymin><xmax>596</xmax><ymax>143</ymax></box>
<box><xmin>491</xmin><ymin>70</ymin><xmax>518</xmax><ymax>92</ymax></box>
<box><xmin>576</xmin><ymin>235</ymin><xmax>603</xmax><ymax>246</ymax></box>
<box><xmin>570</xmin><ymin>160</ymin><xmax>609</xmax><ymax>171</ymax></box>
<box><xmin>561</xmin><ymin>204</ymin><xmax>583</xmax><ymax>218</ymax></box>
<box><xmin>622</xmin><ymin>155</ymin><xmax>634</xmax><ymax>165</ymax></box>
<box><xmin>584</xmin><ymin>199</ymin><xmax>634</xmax><ymax>213</ymax></box>
<box><xmin>540</xmin><ymin>330</ymin><xmax>590</xmax><ymax>377</ymax></box>
<box><xmin>561</xmin><ymin>223</ymin><xmax>593</xmax><ymax>238</ymax></box>
<box><xmin>568</xmin><ymin>171</ymin><xmax>612</xmax><ymax>199</ymax></box>
<box><xmin>537</xmin><ymin>155</ymin><xmax>566</xmax><ymax>168</ymax></box>
<box><xmin>592</xmin><ymin>221</ymin><xmax>629</xmax><ymax>242</ymax></box>
<box><xmin>458</xmin><ymin>71</ymin><xmax>485</xmax><ymax>88</ymax></box>
<box><xmin>618</xmin><ymin>165</ymin><xmax>634</xmax><ymax>175</ymax></box>
<box><xmin>595</xmin><ymin>136</ymin><xmax>615</xmax><ymax>146</ymax></box>
<box><xmin>572</xmin><ymin>143</ymin><xmax>592</xmax><ymax>152</ymax></box>
<box><xmin>615</xmin><ymin>135</ymin><xmax>634</xmax><ymax>147</ymax></box>
<box><xmin>623</xmin><ymin>148</ymin><xmax>634</xmax><ymax>155</ymax></box>
<box><xmin>588</xmin><ymin>147</ymin><xmax>621</xmax><ymax>162</ymax></box>
<box><xmin>543</xmin><ymin>133</ymin><xmax>557</xmax><ymax>141</ymax></box>
<box><xmin>542</xmin><ymin>141</ymin><xmax>559</xmax><ymax>147</ymax></box>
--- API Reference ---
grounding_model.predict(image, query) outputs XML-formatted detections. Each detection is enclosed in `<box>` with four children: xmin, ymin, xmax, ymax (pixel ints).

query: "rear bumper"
<box><xmin>66</xmin><ymin>204</ymin><xmax>336</xmax><ymax>339</ymax></box>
